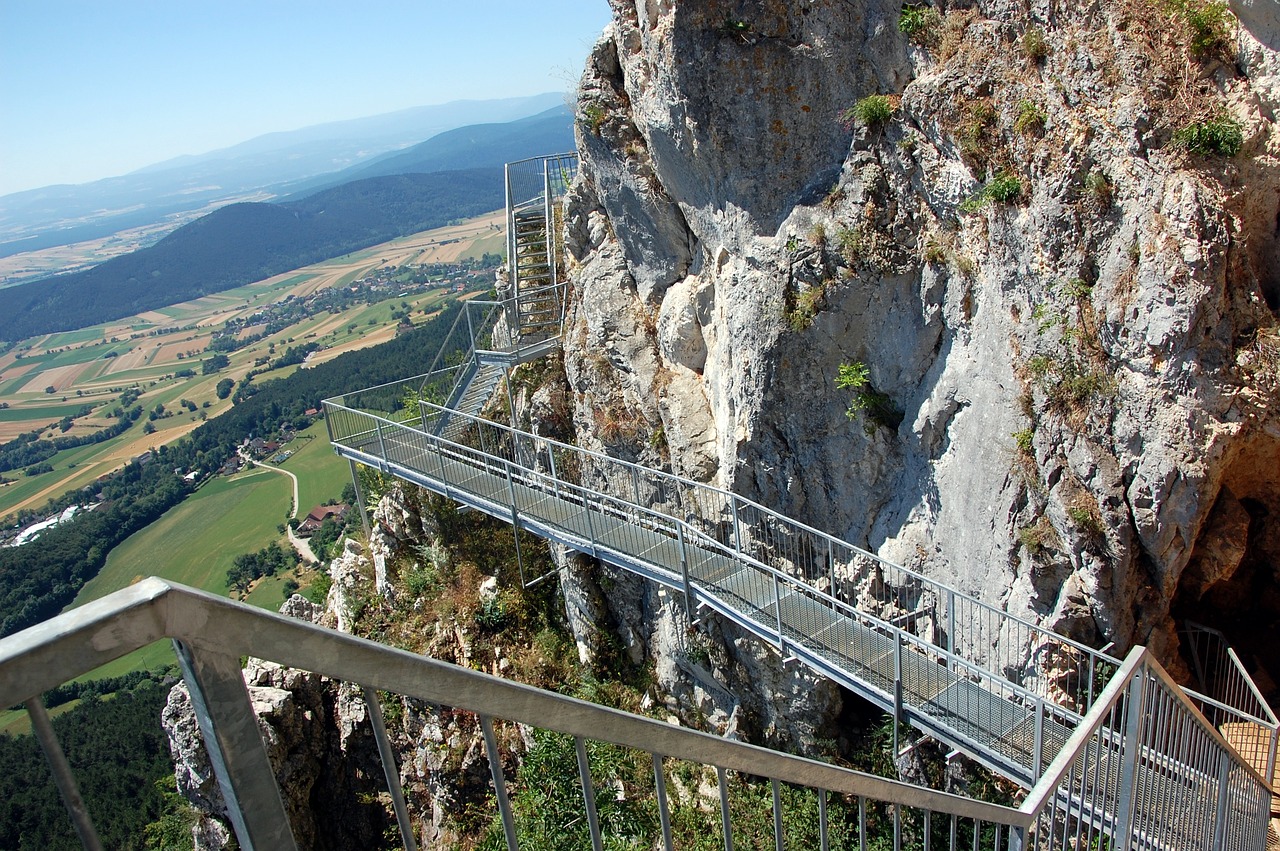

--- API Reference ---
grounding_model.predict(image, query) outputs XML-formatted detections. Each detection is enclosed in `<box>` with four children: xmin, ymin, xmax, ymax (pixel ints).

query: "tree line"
<box><xmin>0</xmin><ymin>405</ymin><xmax>143</xmax><ymax>474</ymax></box>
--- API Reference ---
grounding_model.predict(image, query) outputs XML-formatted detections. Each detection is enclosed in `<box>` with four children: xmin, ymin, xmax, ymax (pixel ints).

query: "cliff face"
<box><xmin>561</xmin><ymin>0</ymin><xmax>1280</xmax><ymax>675</ymax></box>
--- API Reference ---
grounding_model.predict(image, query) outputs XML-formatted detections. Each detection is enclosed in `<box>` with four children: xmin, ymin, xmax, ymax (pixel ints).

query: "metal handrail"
<box><xmin>324</xmin><ymin>401</ymin><xmax>1101</xmax><ymax>783</ymax></box>
<box><xmin>1179</xmin><ymin>620</ymin><xmax>1279</xmax><ymax>811</ymax></box>
<box><xmin>1018</xmin><ymin>646</ymin><xmax>1273</xmax><ymax>850</ymax></box>
<box><xmin>0</xmin><ymin>579</ymin><xmax>1031</xmax><ymax>850</ymax></box>
<box><xmin>326</xmin><ymin>393</ymin><xmax>1120</xmax><ymax>711</ymax></box>
<box><xmin>1181</xmin><ymin>621</ymin><xmax>1278</xmax><ymax>726</ymax></box>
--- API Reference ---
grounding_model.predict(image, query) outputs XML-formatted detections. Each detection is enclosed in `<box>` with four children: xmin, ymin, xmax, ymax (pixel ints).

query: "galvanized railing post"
<box><xmin>375</xmin><ymin>420</ymin><xmax>388</xmax><ymax>463</ymax></box>
<box><xmin>1213</xmin><ymin>746</ymin><xmax>1233</xmax><ymax>850</ymax></box>
<box><xmin>173</xmin><ymin>640</ymin><xmax>300</xmax><ymax>851</ymax></box>
<box><xmin>827</xmin><ymin>538</ymin><xmax>836</xmax><ymax>598</ymax></box>
<box><xmin>1115</xmin><ymin>668</ymin><xmax>1147</xmax><ymax>851</ymax></box>
<box><xmin>583</xmin><ymin>489</ymin><xmax>598</xmax><ymax>554</ymax></box>
<box><xmin>947</xmin><ymin>590</ymin><xmax>956</xmax><ymax>663</ymax></box>
<box><xmin>773</xmin><ymin>571</ymin><xmax>786</xmax><ymax>654</ymax></box>
<box><xmin>731</xmin><ymin>497</ymin><xmax>742</xmax><ymax>554</ymax></box>
<box><xmin>504</xmin><ymin>460</ymin><xmax>526</xmax><ymax>586</ymax></box>
<box><xmin>480</xmin><ymin>714</ymin><xmax>518</xmax><ymax>851</ymax></box>
<box><xmin>361</xmin><ymin>686</ymin><xmax>418</xmax><ymax>851</ymax></box>
<box><xmin>433</xmin><ymin>433</ymin><xmax>451</xmax><ymax>495</ymax></box>
<box><xmin>652</xmin><ymin>754</ymin><xmax>674</xmax><ymax>851</ymax></box>
<box><xmin>771</xmin><ymin>778</ymin><xmax>784</xmax><ymax>851</ymax></box>
<box><xmin>678</xmin><ymin>523</ymin><xmax>694</xmax><ymax>617</ymax></box>
<box><xmin>349</xmin><ymin>457</ymin><xmax>372</xmax><ymax>539</ymax></box>
<box><xmin>818</xmin><ymin>788</ymin><xmax>830</xmax><ymax>851</ymax></box>
<box><xmin>717</xmin><ymin>766</ymin><xmax>735</xmax><ymax>851</ymax></box>
<box><xmin>1267</xmin><ymin>726</ymin><xmax>1278</xmax><ymax>795</ymax></box>
<box><xmin>504</xmin><ymin>163</ymin><xmax>515</xmax><ymax>293</ymax></box>
<box><xmin>894</xmin><ymin>631</ymin><xmax>904</xmax><ymax>757</ymax></box>
<box><xmin>575</xmin><ymin>737</ymin><xmax>604</xmax><ymax>851</ymax></box>
<box><xmin>1032</xmin><ymin>698</ymin><xmax>1045</xmax><ymax>779</ymax></box>
<box><xmin>548</xmin><ymin>444</ymin><xmax>561</xmax><ymax>501</ymax></box>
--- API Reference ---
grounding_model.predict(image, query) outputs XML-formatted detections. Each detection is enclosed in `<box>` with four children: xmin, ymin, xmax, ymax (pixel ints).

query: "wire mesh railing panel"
<box><xmin>443</xmin><ymin>402</ymin><xmax>1116</xmax><ymax>707</ymax></box>
<box><xmin>327</xmin><ymin>402</ymin><xmax>1106</xmax><ymax>784</ymax></box>
<box><xmin>1022</xmin><ymin>648</ymin><xmax>1273</xmax><ymax>851</ymax></box>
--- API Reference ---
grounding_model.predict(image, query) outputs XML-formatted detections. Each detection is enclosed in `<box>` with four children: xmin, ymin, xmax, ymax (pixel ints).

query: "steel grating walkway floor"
<box><xmin>337</xmin><ymin>423</ymin><xmax>1078</xmax><ymax>786</ymax></box>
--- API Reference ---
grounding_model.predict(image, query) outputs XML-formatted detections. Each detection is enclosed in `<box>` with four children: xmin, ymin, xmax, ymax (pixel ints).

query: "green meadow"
<box><xmin>63</xmin><ymin>469</ymin><xmax>293</xmax><ymax>680</ymax></box>
<box><xmin>284</xmin><ymin>423</ymin><xmax>353</xmax><ymax>513</ymax></box>
<box><xmin>0</xmin><ymin>423</ymin><xmax>350</xmax><ymax>734</ymax></box>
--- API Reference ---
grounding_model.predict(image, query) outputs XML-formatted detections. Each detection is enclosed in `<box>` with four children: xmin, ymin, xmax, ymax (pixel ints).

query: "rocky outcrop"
<box><xmin>162</xmin><ymin>595</ymin><xmax>390</xmax><ymax>850</ymax></box>
<box><xmin>560</xmin><ymin>0</ymin><xmax>1280</xmax><ymax>692</ymax></box>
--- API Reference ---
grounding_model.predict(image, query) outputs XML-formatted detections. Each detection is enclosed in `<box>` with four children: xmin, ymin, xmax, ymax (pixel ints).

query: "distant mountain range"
<box><xmin>0</xmin><ymin>102</ymin><xmax>578</xmax><ymax>342</ymax></box>
<box><xmin>285</xmin><ymin>105</ymin><xmax>575</xmax><ymax>198</ymax></box>
<box><xmin>0</xmin><ymin>171</ymin><xmax>502</xmax><ymax>342</ymax></box>
<box><xmin>0</xmin><ymin>93</ymin><xmax>566</xmax><ymax>259</ymax></box>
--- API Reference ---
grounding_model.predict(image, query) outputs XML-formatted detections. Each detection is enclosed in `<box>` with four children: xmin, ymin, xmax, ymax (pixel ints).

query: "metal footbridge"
<box><xmin>321</xmin><ymin>154</ymin><xmax>1278</xmax><ymax>848</ymax></box>
<box><xmin>1</xmin><ymin>154</ymin><xmax>1275</xmax><ymax>851</ymax></box>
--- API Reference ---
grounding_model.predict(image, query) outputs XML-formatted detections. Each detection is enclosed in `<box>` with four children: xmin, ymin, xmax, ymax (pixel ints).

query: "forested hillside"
<box><xmin>0</xmin><ymin>675</ymin><xmax>181</xmax><ymax>850</ymax></box>
<box><xmin>0</xmin><ymin>170</ymin><xmax>501</xmax><ymax>341</ymax></box>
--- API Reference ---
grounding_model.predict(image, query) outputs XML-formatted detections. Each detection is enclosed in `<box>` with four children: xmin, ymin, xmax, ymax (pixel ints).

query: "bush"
<box><xmin>581</xmin><ymin>103</ymin><xmax>608</xmax><ymax>137</ymax></box>
<box><xmin>841</xmin><ymin>94</ymin><xmax>894</xmax><ymax>130</ymax></box>
<box><xmin>1167</xmin><ymin>0</ymin><xmax>1232</xmax><ymax>57</ymax></box>
<box><xmin>959</xmin><ymin>172</ymin><xmax>1023</xmax><ymax>212</ymax></box>
<box><xmin>957</xmin><ymin>100</ymin><xmax>997</xmax><ymax>158</ymax></box>
<box><xmin>899</xmin><ymin>4</ymin><xmax>941</xmax><ymax>45</ymax></box>
<box><xmin>836</xmin><ymin>361</ymin><xmax>903</xmax><ymax>434</ymax></box>
<box><xmin>1022</xmin><ymin>26</ymin><xmax>1049</xmax><ymax>61</ymax></box>
<box><xmin>1012</xmin><ymin>428</ymin><xmax>1035</xmax><ymax>455</ymax></box>
<box><xmin>1173</xmin><ymin>115</ymin><xmax>1243</xmax><ymax>156</ymax></box>
<box><xmin>1014</xmin><ymin>100</ymin><xmax>1046</xmax><ymax>135</ymax></box>
<box><xmin>305</xmin><ymin>570</ymin><xmax>332</xmax><ymax>605</ymax></box>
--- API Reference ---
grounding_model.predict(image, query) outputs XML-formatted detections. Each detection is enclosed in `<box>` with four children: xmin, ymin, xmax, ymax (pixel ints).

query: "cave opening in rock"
<box><xmin>1171</xmin><ymin>436</ymin><xmax>1280</xmax><ymax>707</ymax></box>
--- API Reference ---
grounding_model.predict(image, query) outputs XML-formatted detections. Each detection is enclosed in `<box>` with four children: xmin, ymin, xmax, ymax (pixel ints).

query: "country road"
<box><xmin>244</xmin><ymin>453</ymin><xmax>319</xmax><ymax>564</ymax></box>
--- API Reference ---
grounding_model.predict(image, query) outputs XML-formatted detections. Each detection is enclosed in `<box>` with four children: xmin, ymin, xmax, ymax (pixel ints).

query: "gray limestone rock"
<box><xmin>562</xmin><ymin>0</ymin><xmax>1280</xmax><ymax>713</ymax></box>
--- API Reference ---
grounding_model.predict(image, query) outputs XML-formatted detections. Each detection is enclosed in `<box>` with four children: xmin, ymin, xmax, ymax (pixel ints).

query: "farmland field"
<box><xmin>0</xmin><ymin>208</ymin><xmax>502</xmax><ymax>520</ymax></box>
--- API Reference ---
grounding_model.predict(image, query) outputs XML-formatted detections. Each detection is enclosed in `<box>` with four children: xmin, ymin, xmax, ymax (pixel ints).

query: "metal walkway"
<box><xmin>320</xmin><ymin>155</ymin><xmax>1279</xmax><ymax>849</ymax></box>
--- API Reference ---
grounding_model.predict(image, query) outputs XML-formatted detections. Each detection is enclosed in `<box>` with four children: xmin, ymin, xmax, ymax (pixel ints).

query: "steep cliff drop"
<box><xmin>558</xmin><ymin>0</ymin><xmax>1280</xmax><ymax>703</ymax></box>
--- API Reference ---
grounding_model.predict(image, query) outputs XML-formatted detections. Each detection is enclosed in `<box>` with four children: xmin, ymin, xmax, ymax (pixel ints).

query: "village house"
<box><xmin>297</xmin><ymin>503</ymin><xmax>349</xmax><ymax>536</ymax></box>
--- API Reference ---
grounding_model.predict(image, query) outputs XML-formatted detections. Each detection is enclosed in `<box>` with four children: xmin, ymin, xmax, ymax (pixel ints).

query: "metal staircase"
<box><xmin>420</xmin><ymin>153</ymin><xmax>577</xmax><ymax>442</ymax></box>
<box><xmin>319</xmin><ymin>154</ymin><xmax>1280</xmax><ymax>849</ymax></box>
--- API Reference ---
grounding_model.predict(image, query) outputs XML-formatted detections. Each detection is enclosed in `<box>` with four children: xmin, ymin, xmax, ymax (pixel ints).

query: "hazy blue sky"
<box><xmin>0</xmin><ymin>1</ymin><xmax>611</xmax><ymax>196</ymax></box>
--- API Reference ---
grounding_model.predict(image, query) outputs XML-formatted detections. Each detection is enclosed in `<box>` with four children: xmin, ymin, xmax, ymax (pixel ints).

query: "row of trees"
<box><xmin>0</xmin><ymin>405</ymin><xmax>142</xmax><ymax>473</ymax></box>
<box><xmin>226</xmin><ymin>541</ymin><xmax>298</xmax><ymax>593</ymax></box>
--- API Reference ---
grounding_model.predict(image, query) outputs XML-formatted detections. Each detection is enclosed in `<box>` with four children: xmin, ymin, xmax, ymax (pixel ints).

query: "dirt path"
<box><xmin>245</xmin><ymin>454</ymin><xmax>318</xmax><ymax>564</ymax></box>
